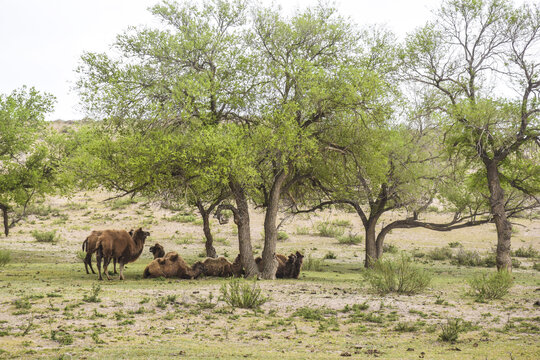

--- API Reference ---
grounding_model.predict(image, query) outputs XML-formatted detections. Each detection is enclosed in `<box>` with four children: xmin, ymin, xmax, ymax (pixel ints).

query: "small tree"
<box><xmin>0</xmin><ymin>86</ymin><xmax>57</xmax><ymax>236</ymax></box>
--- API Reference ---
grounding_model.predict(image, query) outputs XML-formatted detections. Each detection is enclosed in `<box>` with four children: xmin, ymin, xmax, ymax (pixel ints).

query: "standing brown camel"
<box><xmin>96</xmin><ymin>228</ymin><xmax>150</xmax><ymax>280</ymax></box>
<box><xmin>82</xmin><ymin>229</ymin><xmax>133</xmax><ymax>274</ymax></box>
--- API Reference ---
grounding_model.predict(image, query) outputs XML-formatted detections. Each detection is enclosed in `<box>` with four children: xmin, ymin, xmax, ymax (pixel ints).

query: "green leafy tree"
<box><xmin>75</xmin><ymin>0</ymin><xmax>262</xmax><ymax>274</ymax></box>
<box><xmin>402</xmin><ymin>0</ymin><xmax>540</xmax><ymax>270</ymax></box>
<box><xmin>0</xmin><ymin>87</ymin><xmax>57</xmax><ymax>236</ymax></box>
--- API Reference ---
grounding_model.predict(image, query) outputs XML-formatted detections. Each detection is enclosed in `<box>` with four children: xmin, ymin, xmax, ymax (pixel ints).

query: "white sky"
<box><xmin>0</xmin><ymin>0</ymin><xmax>440</xmax><ymax>120</ymax></box>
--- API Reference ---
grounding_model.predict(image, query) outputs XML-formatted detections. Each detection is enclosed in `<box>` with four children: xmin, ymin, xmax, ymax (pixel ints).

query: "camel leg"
<box><xmin>119</xmin><ymin>263</ymin><xmax>125</xmax><ymax>280</ymax></box>
<box><xmin>96</xmin><ymin>252</ymin><xmax>103</xmax><ymax>281</ymax></box>
<box><xmin>85</xmin><ymin>253</ymin><xmax>95</xmax><ymax>274</ymax></box>
<box><xmin>113</xmin><ymin>258</ymin><xmax>117</xmax><ymax>274</ymax></box>
<box><xmin>103</xmin><ymin>257</ymin><xmax>112</xmax><ymax>281</ymax></box>
<box><xmin>84</xmin><ymin>255</ymin><xmax>90</xmax><ymax>274</ymax></box>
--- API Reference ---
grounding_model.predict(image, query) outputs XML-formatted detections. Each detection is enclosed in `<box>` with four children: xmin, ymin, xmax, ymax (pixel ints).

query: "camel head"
<box><xmin>149</xmin><ymin>243</ymin><xmax>165</xmax><ymax>259</ymax></box>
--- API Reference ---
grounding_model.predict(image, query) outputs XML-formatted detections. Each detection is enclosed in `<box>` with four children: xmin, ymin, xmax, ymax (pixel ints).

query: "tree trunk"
<box><xmin>202</xmin><ymin>211</ymin><xmax>217</xmax><ymax>258</ymax></box>
<box><xmin>485</xmin><ymin>160</ymin><xmax>512</xmax><ymax>271</ymax></box>
<box><xmin>230</xmin><ymin>180</ymin><xmax>259</xmax><ymax>277</ymax></box>
<box><xmin>260</xmin><ymin>170</ymin><xmax>287</xmax><ymax>279</ymax></box>
<box><xmin>364</xmin><ymin>219</ymin><xmax>378</xmax><ymax>268</ymax></box>
<box><xmin>0</xmin><ymin>205</ymin><xmax>8</xmax><ymax>237</ymax></box>
<box><xmin>375</xmin><ymin>227</ymin><xmax>389</xmax><ymax>259</ymax></box>
<box><xmin>196</xmin><ymin>202</ymin><xmax>218</xmax><ymax>258</ymax></box>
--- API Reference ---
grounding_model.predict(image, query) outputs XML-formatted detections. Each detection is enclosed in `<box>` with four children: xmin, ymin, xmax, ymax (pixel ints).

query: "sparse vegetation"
<box><xmin>83</xmin><ymin>284</ymin><xmax>102</xmax><ymax>303</ymax></box>
<box><xmin>219</xmin><ymin>279</ymin><xmax>268</xmax><ymax>309</ymax></box>
<box><xmin>0</xmin><ymin>250</ymin><xmax>11</xmax><ymax>267</ymax></box>
<box><xmin>512</xmin><ymin>245</ymin><xmax>539</xmax><ymax>258</ymax></box>
<box><xmin>31</xmin><ymin>230</ymin><xmax>58</xmax><ymax>243</ymax></box>
<box><xmin>468</xmin><ymin>270</ymin><xmax>513</xmax><ymax>301</ymax></box>
<box><xmin>439</xmin><ymin>318</ymin><xmax>463</xmax><ymax>342</ymax></box>
<box><xmin>364</xmin><ymin>255</ymin><xmax>431</xmax><ymax>295</ymax></box>
<box><xmin>338</xmin><ymin>233</ymin><xmax>363</xmax><ymax>245</ymax></box>
<box><xmin>317</xmin><ymin>222</ymin><xmax>345</xmax><ymax>238</ymax></box>
<box><xmin>303</xmin><ymin>254</ymin><xmax>324</xmax><ymax>271</ymax></box>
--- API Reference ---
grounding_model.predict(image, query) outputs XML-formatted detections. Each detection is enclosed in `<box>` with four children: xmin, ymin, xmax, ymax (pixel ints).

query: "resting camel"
<box><xmin>96</xmin><ymin>228</ymin><xmax>150</xmax><ymax>280</ymax></box>
<box><xmin>255</xmin><ymin>252</ymin><xmax>304</xmax><ymax>278</ymax></box>
<box><xmin>143</xmin><ymin>251</ymin><xmax>205</xmax><ymax>279</ymax></box>
<box><xmin>194</xmin><ymin>254</ymin><xmax>243</xmax><ymax>277</ymax></box>
<box><xmin>82</xmin><ymin>229</ymin><xmax>133</xmax><ymax>275</ymax></box>
<box><xmin>149</xmin><ymin>243</ymin><xmax>165</xmax><ymax>259</ymax></box>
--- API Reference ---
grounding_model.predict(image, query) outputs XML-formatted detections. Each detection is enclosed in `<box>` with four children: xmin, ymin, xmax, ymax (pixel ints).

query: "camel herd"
<box><xmin>81</xmin><ymin>228</ymin><xmax>304</xmax><ymax>280</ymax></box>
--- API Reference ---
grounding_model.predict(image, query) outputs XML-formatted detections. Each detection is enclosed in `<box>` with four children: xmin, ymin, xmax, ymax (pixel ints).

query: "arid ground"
<box><xmin>0</xmin><ymin>191</ymin><xmax>539</xmax><ymax>359</ymax></box>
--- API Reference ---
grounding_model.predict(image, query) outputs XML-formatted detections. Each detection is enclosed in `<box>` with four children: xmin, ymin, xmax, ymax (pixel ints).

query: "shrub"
<box><xmin>427</xmin><ymin>247</ymin><xmax>453</xmax><ymax>261</ymax></box>
<box><xmin>323</xmin><ymin>251</ymin><xmax>337</xmax><ymax>260</ymax></box>
<box><xmin>448</xmin><ymin>241</ymin><xmax>462</xmax><ymax>248</ymax></box>
<box><xmin>364</xmin><ymin>255</ymin><xmax>431</xmax><ymax>295</ymax></box>
<box><xmin>330</xmin><ymin>219</ymin><xmax>352</xmax><ymax>228</ymax></box>
<box><xmin>303</xmin><ymin>255</ymin><xmax>323</xmax><ymax>271</ymax></box>
<box><xmin>317</xmin><ymin>222</ymin><xmax>344</xmax><ymax>238</ymax></box>
<box><xmin>395</xmin><ymin>321</ymin><xmax>419</xmax><ymax>332</ymax></box>
<box><xmin>293</xmin><ymin>307</ymin><xmax>325</xmax><ymax>321</ymax></box>
<box><xmin>220</xmin><ymin>279</ymin><xmax>268</xmax><ymax>309</ymax></box>
<box><xmin>277</xmin><ymin>231</ymin><xmax>289</xmax><ymax>241</ymax></box>
<box><xmin>32</xmin><ymin>230</ymin><xmax>58</xmax><ymax>243</ymax></box>
<box><xmin>383</xmin><ymin>243</ymin><xmax>399</xmax><ymax>254</ymax></box>
<box><xmin>0</xmin><ymin>250</ymin><xmax>11</xmax><ymax>267</ymax></box>
<box><xmin>439</xmin><ymin>318</ymin><xmax>463</xmax><ymax>342</ymax></box>
<box><xmin>512</xmin><ymin>245</ymin><xmax>539</xmax><ymax>258</ymax></box>
<box><xmin>468</xmin><ymin>270</ymin><xmax>513</xmax><ymax>301</ymax></box>
<box><xmin>83</xmin><ymin>284</ymin><xmax>102</xmax><ymax>303</ymax></box>
<box><xmin>51</xmin><ymin>329</ymin><xmax>73</xmax><ymax>345</ymax></box>
<box><xmin>338</xmin><ymin>233</ymin><xmax>363</xmax><ymax>245</ymax></box>
<box><xmin>110</xmin><ymin>198</ymin><xmax>137</xmax><ymax>210</ymax></box>
<box><xmin>533</xmin><ymin>263</ymin><xmax>540</xmax><ymax>271</ymax></box>
<box><xmin>451</xmin><ymin>249</ymin><xmax>483</xmax><ymax>266</ymax></box>
<box><xmin>295</xmin><ymin>227</ymin><xmax>310</xmax><ymax>235</ymax></box>
<box><xmin>76</xmin><ymin>251</ymin><xmax>86</xmax><ymax>262</ymax></box>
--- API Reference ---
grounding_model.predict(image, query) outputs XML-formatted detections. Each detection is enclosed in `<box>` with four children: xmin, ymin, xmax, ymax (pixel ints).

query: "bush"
<box><xmin>512</xmin><ymin>245</ymin><xmax>539</xmax><ymax>258</ymax></box>
<box><xmin>452</xmin><ymin>249</ymin><xmax>483</xmax><ymax>266</ymax></box>
<box><xmin>32</xmin><ymin>230</ymin><xmax>58</xmax><ymax>243</ymax></box>
<box><xmin>338</xmin><ymin>233</ymin><xmax>363</xmax><ymax>245</ymax></box>
<box><xmin>383</xmin><ymin>243</ymin><xmax>399</xmax><ymax>254</ymax></box>
<box><xmin>323</xmin><ymin>251</ymin><xmax>337</xmax><ymax>260</ymax></box>
<box><xmin>83</xmin><ymin>284</ymin><xmax>102</xmax><ymax>303</ymax></box>
<box><xmin>427</xmin><ymin>247</ymin><xmax>453</xmax><ymax>261</ymax></box>
<box><xmin>439</xmin><ymin>318</ymin><xmax>463</xmax><ymax>342</ymax></box>
<box><xmin>448</xmin><ymin>241</ymin><xmax>462</xmax><ymax>248</ymax></box>
<box><xmin>317</xmin><ymin>222</ymin><xmax>345</xmax><ymax>238</ymax></box>
<box><xmin>468</xmin><ymin>270</ymin><xmax>513</xmax><ymax>301</ymax></box>
<box><xmin>364</xmin><ymin>255</ymin><xmax>431</xmax><ymax>295</ymax></box>
<box><xmin>533</xmin><ymin>263</ymin><xmax>540</xmax><ymax>271</ymax></box>
<box><xmin>0</xmin><ymin>250</ymin><xmax>11</xmax><ymax>267</ymax></box>
<box><xmin>220</xmin><ymin>279</ymin><xmax>268</xmax><ymax>309</ymax></box>
<box><xmin>303</xmin><ymin>254</ymin><xmax>324</xmax><ymax>271</ymax></box>
<box><xmin>330</xmin><ymin>219</ymin><xmax>352</xmax><ymax>228</ymax></box>
<box><xmin>277</xmin><ymin>231</ymin><xmax>289</xmax><ymax>241</ymax></box>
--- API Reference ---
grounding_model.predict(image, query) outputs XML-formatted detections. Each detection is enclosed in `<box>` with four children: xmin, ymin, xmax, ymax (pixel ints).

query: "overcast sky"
<box><xmin>1</xmin><ymin>0</ymin><xmax>441</xmax><ymax>120</ymax></box>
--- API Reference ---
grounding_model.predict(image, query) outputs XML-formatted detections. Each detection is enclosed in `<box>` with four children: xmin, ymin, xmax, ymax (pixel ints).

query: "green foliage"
<box><xmin>427</xmin><ymin>247</ymin><xmax>453</xmax><ymax>261</ymax></box>
<box><xmin>51</xmin><ymin>329</ymin><xmax>73</xmax><ymax>345</ymax></box>
<box><xmin>317</xmin><ymin>222</ymin><xmax>345</xmax><ymax>238</ymax></box>
<box><xmin>338</xmin><ymin>233</ymin><xmax>363</xmax><ymax>245</ymax></box>
<box><xmin>0</xmin><ymin>87</ymin><xmax>59</xmax><ymax>236</ymax></box>
<box><xmin>31</xmin><ymin>230</ymin><xmax>58</xmax><ymax>243</ymax></box>
<box><xmin>512</xmin><ymin>245</ymin><xmax>539</xmax><ymax>258</ymax></box>
<box><xmin>0</xmin><ymin>250</ymin><xmax>11</xmax><ymax>267</ymax></box>
<box><xmin>451</xmin><ymin>249</ymin><xmax>483</xmax><ymax>266</ymax></box>
<box><xmin>277</xmin><ymin>231</ymin><xmax>289</xmax><ymax>241</ymax></box>
<box><xmin>83</xmin><ymin>284</ymin><xmax>102</xmax><ymax>303</ymax></box>
<box><xmin>383</xmin><ymin>243</ymin><xmax>399</xmax><ymax>254</ymax></box>
<box><xmin>364</xmin><ymin>255</ymin><xmax>431</xmax><ymax>295</ymax></box>
<box><xmin>533</xmin><ymin>263</ymin><xmax>540</xmax><ymax>271</ymax></box>
<box><xmin>468</xmin><ymin>270</ymin><xmax>513</xmax><ymax>301</ymax></box>
<box><xmin>323</xmin><ymin>251</ymin><xmax>337</xmax><ymax>260</ymax></box>
<box><xmin>303</xmin><ymin>255</ymin><xmax>324</xmax><ymax>271</ymax></box>
<box><xmin>448</xmin><ymin>241</ymin><xmax>462</xmax><ymax>248</ymax></box>
<box><xmin>438</xmin><ymin>318</ymin><xmax>463</xmax><ymax>342</ymax></box>
<box><xmin>219</xmin><ymin>279</ymin><xmax>268</xmax><ymax>309</ymax></box>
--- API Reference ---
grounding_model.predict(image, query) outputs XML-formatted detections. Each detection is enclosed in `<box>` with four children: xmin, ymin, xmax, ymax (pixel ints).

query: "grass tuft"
<box><xmin>219</xmin><ymin>279</ymin><xmax>267</xmax><ymax>309</ymax></box>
